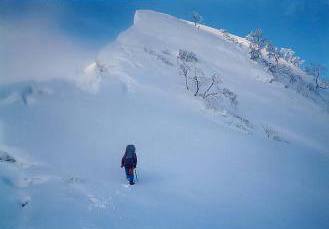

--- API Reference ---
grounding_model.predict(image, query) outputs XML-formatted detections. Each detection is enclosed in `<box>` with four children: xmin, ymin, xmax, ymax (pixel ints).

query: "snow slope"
<box><xmin>0</xmin><ymin>10</ymin><xmax>329</xmax><ymax>229</ymax></box>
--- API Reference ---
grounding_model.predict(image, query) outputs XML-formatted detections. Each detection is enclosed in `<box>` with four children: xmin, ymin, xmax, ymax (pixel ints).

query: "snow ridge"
<box><xmin>0</xmin><ymin>10</ymin><xmax>329</xmax><ymax>229</ymax></box>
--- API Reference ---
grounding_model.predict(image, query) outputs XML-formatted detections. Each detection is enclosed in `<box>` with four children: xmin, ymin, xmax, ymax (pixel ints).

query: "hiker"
<box><xmin>121</xmin><ymin>144</ymin><xmax>137</xmax><ymax>185</ymax></box>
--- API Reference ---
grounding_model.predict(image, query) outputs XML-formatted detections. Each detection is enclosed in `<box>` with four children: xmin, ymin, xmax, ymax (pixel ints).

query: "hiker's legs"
<box><xmin>125</xmin><ymin>167</ymin><xmax>134</xmax><ymax>183</ymax></box>
<box><xmin>124</xmin><ymin>167</ymin><xmax>130</xmax><ymax>179</ymax></box>
<box><xmin>128</xmin><ymin>174</ymin><xmax>134</xmax><ymax>184</ymax></box>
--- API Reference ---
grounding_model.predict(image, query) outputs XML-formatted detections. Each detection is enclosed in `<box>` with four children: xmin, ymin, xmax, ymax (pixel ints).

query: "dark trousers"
<box><xmin>125</xmin><ymin>167</ymin><xmax>134</xmax><ymax>183</ymax></box>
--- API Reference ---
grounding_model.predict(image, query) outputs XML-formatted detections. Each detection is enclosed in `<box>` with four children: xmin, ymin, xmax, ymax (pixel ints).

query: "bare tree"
<box><xmin>177</xmin><ymin>49</ymin><xmax>199</xmax><ymax>91</ymax></box>
<box><xmin>192</xmin><ymin>11</ymin><xmax>202</xmax><ymax>27</ymax></box>
<box><xmin>193</xmin><ymin>75</ymin><xmax>200</xmax><ymax>96</ymax></box>
<box><xmin>176</xmin><ymin>49</ymin><xmax>238</xmax><ymax>110</ymax></box>
<box><xmin>179</xmin><ymin>63</ymin><xmax>191</xmax><ymax>90</ymax></box>
<box><xmin>305</xmin><ymin>64</ymin><xmax>328</xmax><ymax>91</ymax></box>
<box><xmin>192</xmin><ymin>67</ymin><xmax>204</xmax><ymax>96</ymax></box>
<box><xmin>202</xmin><ymin>73</ymin><xmax>221</xmax><ymax>98</ymax></box>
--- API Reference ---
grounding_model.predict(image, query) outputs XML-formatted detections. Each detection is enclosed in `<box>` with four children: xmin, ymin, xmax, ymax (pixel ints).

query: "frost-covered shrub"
<box><xmin>263</xmin><ymin>126</ymin><xmax>277</xmax><ymax>139</ymax></box>
<box><xmin>279</xmin><ymin>48</ymin><xmax>303</xmax><ymax>67</ymax></box>
<box><xmin>305</xmin><ymin>64</ymin><xmax>328</xmax><ymax>92</ymax></box>
<box><xmin>246</xmin><ymin>29</ymin><xmax>266</xmax><ymax>49</ymax></box>
<box><xmin>157</xmin><ymin>55</ymin><xmax>174</xmax><ymax>66</ymax></box>
<box><xmin>144</xmin><ymin>47</ymin><xmax>174</xmax><ymax>66</ymax></box>
<box><xmin>249</xmin><ymin>43</ymin><xmax>262</xmax><ymax>61</ymax></box>
<box><xmin>204</xmin><ymin>94</ymin><xmax>220</xmax><ymax>110</ymax></box>
<box><xmin>245</xmin><ymin>29</ymin><xmax>320</xmax><ymax>99</ymax></box>
<box><xmin>204</xmin><ymin>87</ymin><xmax>238</xmax><ymax>113</ymax></box>
<box><xmin>161</xmin><ymin>49</ymin><xmax>171</xmax><ymax>55</ymax></box>
<box><xmin>222</xmin><ymin>88</ymin><xmax>238</xmax><ymax>106</ymax></box>
<box><xmin>231</xmin><ymin>113</ymin><xmax>253</xmax><ymax>132</ymax></box>
<box><xmin>266</xmin><ymin>42</ymin><xmax>280</xmax><ymax>67</ymax></box>
<box><xmin>245</xmin><ymin>28</ymin><xmax>322</xmax><ymax>99</ymax></box>
<box><xmin>262</xmin><ymin>125</ymin><xmax>288</xmax><ymax>143</ymax></box>
<box><xmin>177</xmin><ymin>49</ymin><xmax>198</xmax><ymax>63</ymax></box>
<box><xmin>221</xmin><ymin>30</ymin><xmax>242</xmax><ymax>48</ymax></box>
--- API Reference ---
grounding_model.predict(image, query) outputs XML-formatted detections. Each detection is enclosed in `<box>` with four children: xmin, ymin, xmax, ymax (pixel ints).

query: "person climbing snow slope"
<box><xmin>121</xmin><ymin>144</ymin><xmax>138</xmax><ymax>185</ymax></box>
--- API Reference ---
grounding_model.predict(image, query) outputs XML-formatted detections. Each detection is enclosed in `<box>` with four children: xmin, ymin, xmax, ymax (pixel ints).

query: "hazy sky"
<box><xmin>1</xmin><ymin>0</ymin><xmax>328</xmax><ymax>81</ymax></box>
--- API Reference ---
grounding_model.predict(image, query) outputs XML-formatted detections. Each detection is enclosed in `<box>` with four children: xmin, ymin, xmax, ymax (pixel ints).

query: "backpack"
<box><xmin>124</xmin><ymin>145</ymin><xmax>136</xmax><ymax>167</ymax></box>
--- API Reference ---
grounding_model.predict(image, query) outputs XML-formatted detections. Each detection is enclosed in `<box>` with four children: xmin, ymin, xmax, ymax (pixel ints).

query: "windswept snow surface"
<box><xmin>1</xmin><ymin>10</ymin><xmax>329</xmax><ymax>229</ymax></box>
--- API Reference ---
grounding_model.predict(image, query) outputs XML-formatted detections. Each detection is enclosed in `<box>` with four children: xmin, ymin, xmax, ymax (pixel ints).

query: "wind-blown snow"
<box><xmin>0</xmin><ymin>18</ymin><xmax>93</xmax><ymax>85</ymax></box>
<box><xmin>0</xmin><ymin>10</ymin><xmax>328</xmax><ymax>229</ymax></box>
